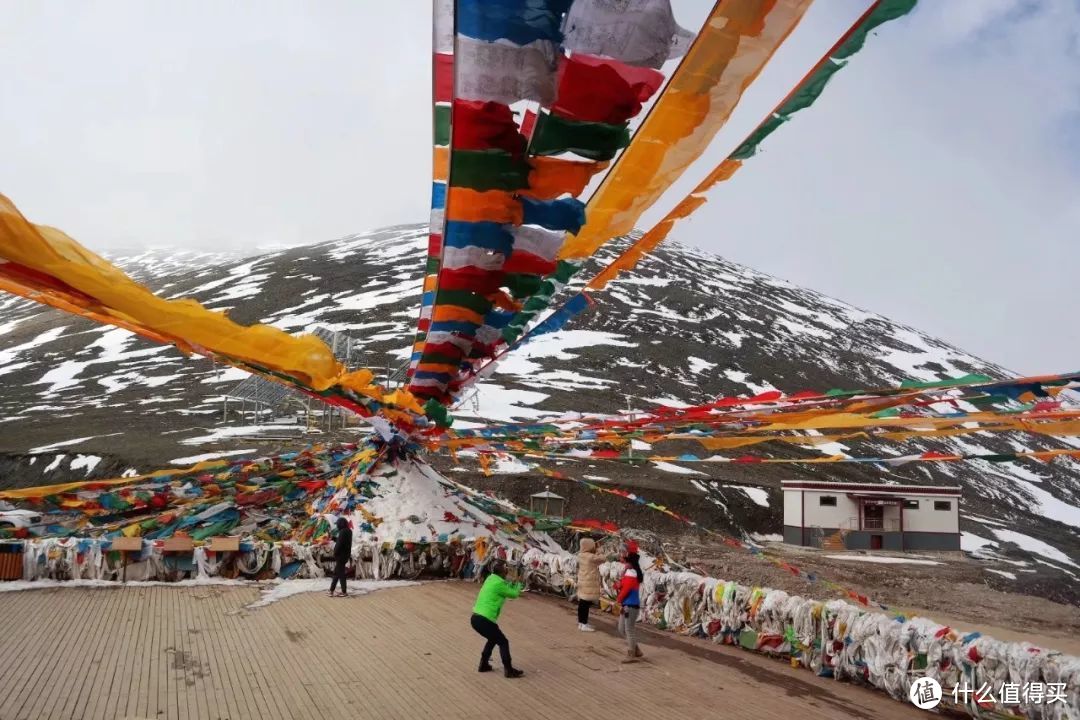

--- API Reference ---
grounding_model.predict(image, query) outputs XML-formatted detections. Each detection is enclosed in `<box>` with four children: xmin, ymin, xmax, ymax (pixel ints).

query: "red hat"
<box><xmin>624</xmin><ymin>540</ymin><xmax>639</xmax><ymax>555</ymax></box>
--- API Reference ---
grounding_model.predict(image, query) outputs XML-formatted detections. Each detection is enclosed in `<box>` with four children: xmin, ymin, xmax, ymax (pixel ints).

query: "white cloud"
<box><xmin>2</xmin><ymin>1</ymin><xmax>1075</xmax><ymax>375</ymax></box>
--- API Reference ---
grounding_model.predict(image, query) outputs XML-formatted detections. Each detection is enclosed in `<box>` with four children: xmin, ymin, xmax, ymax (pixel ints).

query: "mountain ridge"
<box><xmin>1</xmin><ymin>223</ymin><xmax>1078</xmax><ymax>602</ymax></box>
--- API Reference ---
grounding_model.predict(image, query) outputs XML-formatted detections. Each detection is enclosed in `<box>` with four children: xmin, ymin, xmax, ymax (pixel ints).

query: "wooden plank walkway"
<box><xmin>0</xmin><ymin>582</ymin><xmax>925</xmax><ymax>720</ymax></box>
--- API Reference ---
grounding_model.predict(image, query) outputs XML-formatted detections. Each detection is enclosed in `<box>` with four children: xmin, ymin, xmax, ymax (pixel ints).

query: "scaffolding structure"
<box><xmin>222</xmin><ymin>327</ymin><xmax>362</xmax><ymax>431</ymax></box>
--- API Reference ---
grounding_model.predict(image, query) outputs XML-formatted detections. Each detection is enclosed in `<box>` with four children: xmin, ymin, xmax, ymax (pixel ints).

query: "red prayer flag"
<box><xmin>551</xmin><ymin>54</ymin><xmax>663</xmax><ymax>124</ymax></box>
<box><xmin>521</xmin><ymin>108</ymin><xmax>538</xmax><ymax>139</ymax></box>
<box><xmin>452</xmin><ymin>100</ymin><xmax>527</xmax><ymax>155</ymax></box>
<box><xmin>434</xmin><ymin>54</ymin><xmax>453</xmax><ymax>104</ymax></box>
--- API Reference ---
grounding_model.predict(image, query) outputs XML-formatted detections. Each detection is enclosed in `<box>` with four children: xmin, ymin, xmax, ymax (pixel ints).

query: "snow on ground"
<box><xmin>986</xmin><ymin>569</ymin><xmax>1018</xmax><ymax>580</ymax></box>
<box><xmin>724</xmin><ymin>485</ymin><xmax>770</xmax><ymax>507</ymax></box>
<box><xmin>246</xmin><ymin>579</ymin><xmax>419</xmax><ymax>609</ymax></box>
<box><xmin>29</xmin><ymin>436</ymin><xmax>103</xmax><ymax>454</ymax></box>
<box><xmin>182</xmin><ymin>259</ymin><xmax>261</xmax><ymax>298</ymax></box>
<box><xmin>69</xmin><ymin>454</ymin><xmax>102</xmax><ymax>476</ymax></box>
<box><xmin>643</xmin><ymin>396</ymin><xmax>691</xmax><ymax>408</ymax></box>
<box><xmin>205</xmin><ymin>272</ymin><xmax>271</xmax><ymax>306</ymax></box>
<box><xmin>181</xmin><ymin>425</ymin><xmax>302</xmax><ymax>445</ymax></box>
<box><xmin>652</xmin><ymin>461</ymin><xmax>706</xmax><ymax>476</ymax></box>
<box><xmin>776</xmin><ymin>317</ymin><xmax>831</xmax><ymax>339</ymax></box>
<box><xmin>877</xmin><ymin>327</ymin><xmax>975</xmax><ymax>383</ymax></box>
<box><xmin>825</xmin><ymin>555</ymin><xmax>942</xmax><ymax>566</ymax></box>
<box><xmin>611</xmin><ymin>276</ymin><xmax>672</xmax><ymax>288</ymax></box>
<box><xmin>687</xmin><ymin>356</ymin><xmax>717</xmax><ymax>374</ymax></box>
<box><xmin>493</xmin><ymin>330</ymin><xmax>637</xmax><ymax>387</ymax></box>
<box><xmin>334</xmin><ymin>278</ymin><xmax>421</xmax><ymax>313</ymax></box>
<box><xmin>493</xmin><ymin>456</ymin><xmax>533</xmax><ymax>474</ymax></box>
<box><xmin>97</xmin><ymin>371</ymin><xmax>186</xmax><ymax>394</ymax></box>
<box><xmin>43</xmin><ymin>455</ymin><xmax>66</xmax><ymax>472</ymax></box>
<box><xmin>202</xmin><ymin>367</ymin><xmax>250</xmax><ymax>384</ymax></box>
<box><xmin>722</xmin><ymin>369</ymin><xmax>777</xmax><ymax>396</ymax></box>
<box><xmin>750</xmin><ymin>533</ymin><xmax>783</xmax><ymax>543</ymax></box>
<box><xmin>360</xmin><ymin>460</ymin><xmax>514</xmax><ymax>543</ymax></box>
<box><xmin>997</xmin><ymin>463</ymin><xmax>1080</xmax><ymax>528</ymax></box>
<box><xmin>0</xmin><ymin>318</ymin><xmax>23</xmax><ymax>337</ymax></box>
<box><xmin>800</xmin><ymin>430</ymin><xmax>851</xmax><ymax>458</ymax></box>
<box><xmin>34</xmin><ymin>328</ymin><xmax>170</xmax><ymax>394</ymax></box>
<box><xmin>170</xmin><ymin>449</ymin><xmax>257</xmax><ymax>465</ymax></box>
<box><xmin>990</xmin><ymin>529</ymin><xmax>1080</xmax><ymax>568</ymax></box>
<box><xmin>0</xmin><ymin>326</ymin><xmax>67</xmax><ymax>369</ymax></box>
<box><xmin>721</xmin><ymin>331</ymin><xmax>746</xmax><ymax>347</ymax></box>
<box><xmin>962</xmin><ymin>532</ymin><xmax>998</xmax><ymax>553</ymax></box>
<box><xmin>454</xmin><ymin>383</ymin><xmax>551</xmax><ymax>423</ymax></box>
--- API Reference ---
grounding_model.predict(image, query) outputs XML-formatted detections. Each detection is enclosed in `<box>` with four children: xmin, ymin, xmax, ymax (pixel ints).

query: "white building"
<box><xmin>782</xmin><ymin>480</ymin><xmax>961</xmax><ymax>551</ymax></box>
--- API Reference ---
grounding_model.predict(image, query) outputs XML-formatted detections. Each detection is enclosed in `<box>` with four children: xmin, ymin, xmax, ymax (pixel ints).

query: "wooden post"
<box><xmin>162</xmin><ymin>534</ymin><xmax>195</xmax><ymax>581</ymax></box>
<box><xmin>111</xmin><ymin>536</ymin><xmax>142</xmax><ymax>583</ymax></box>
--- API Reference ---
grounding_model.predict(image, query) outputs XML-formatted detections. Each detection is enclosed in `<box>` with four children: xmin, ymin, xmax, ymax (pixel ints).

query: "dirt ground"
<box><xmin>664</xmin><ymin>534</ymin><xmax>1080</xmax><ymax>655</ymax></box>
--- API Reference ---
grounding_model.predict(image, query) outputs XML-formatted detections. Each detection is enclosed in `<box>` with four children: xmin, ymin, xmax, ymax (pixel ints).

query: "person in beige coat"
<box><xmin>576</xmin><ymin>537</ymin><xmax>603</xmax><ymax>631</ymax></box>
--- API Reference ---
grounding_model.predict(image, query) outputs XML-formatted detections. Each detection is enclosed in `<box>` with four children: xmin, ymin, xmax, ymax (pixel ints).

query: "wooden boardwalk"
<box><xmin>0</xmin><ymin>582</ymin><xmax>925</xmax><ymax>720</ymax></box>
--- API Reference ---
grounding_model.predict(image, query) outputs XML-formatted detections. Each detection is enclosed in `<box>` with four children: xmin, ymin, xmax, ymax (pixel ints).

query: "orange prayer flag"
<box><xmin>522</xmin><ymin>158</ymin><xmax>607</xmax><ymax>200</ymax></box>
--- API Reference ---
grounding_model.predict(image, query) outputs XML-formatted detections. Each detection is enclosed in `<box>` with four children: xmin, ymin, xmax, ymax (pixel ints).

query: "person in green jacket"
<box><xmin>470</xmin><ymin>558</ymin><xmax>525</xmax><ymax>678</ymax></box>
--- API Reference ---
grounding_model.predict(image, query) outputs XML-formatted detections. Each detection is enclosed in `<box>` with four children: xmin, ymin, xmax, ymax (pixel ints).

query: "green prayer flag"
<box><xmin>530</xmin><ymin>113</ymin><xmax>629</xmax><ymax>161</ymax></box>
<box><xmin>433</xmin><ymin>289</ymin><xmax>495</xmax><ymax>315</ymax></box>
<box><xmin>504</xmin><ymin>273</ymin><xmax>544</xmax><ymax>299</ymax></box>
<box><xmin>833</xmin><ymin>0</ymin><xmax>918</xmax><ymax>61</ymax></box>
<box><xmin>725</xmin><ymin>0</ymin><xmax>916</xmax><ymax>163</ymax></box>
<box><xmin>434</xmin><ymin>105</ymin><xmax>451</xmax><ymax>146</ymax></box>
<box><xmin>450</xmin><ymin>150</ymin><xmax>530</xmax><ymax>191</ymax></box>
<box><xmin>774</xmin><ymin>60</ymin><xmax>847</xmax><ymax>118</ymax></box>
<box><xmin>728</xmin><ymin>114</ymin><xmax>788</xmax><ymax>161</ymax></box>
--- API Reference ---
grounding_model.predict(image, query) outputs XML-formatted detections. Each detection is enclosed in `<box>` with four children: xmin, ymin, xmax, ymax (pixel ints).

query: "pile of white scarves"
<box><xmin>11</xmin><ymin>536</ymin><xmax>502</xmax><ymax>583</ymax></box>
<box><xmin>518</xmin><ymin>551</ymin><xmax>1080</xmax><ymax>720</ymax></box>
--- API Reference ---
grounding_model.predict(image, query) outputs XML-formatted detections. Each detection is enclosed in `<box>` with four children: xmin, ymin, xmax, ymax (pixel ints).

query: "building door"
<box><xmin>870</xmin><ymin>535</ymin><xmax>883</xmax><ymax>550</ymax></box>
<box><xmin>864</xmin><ymin>504</ymin><xmax>884</xmax><ymax>530</ymax></box>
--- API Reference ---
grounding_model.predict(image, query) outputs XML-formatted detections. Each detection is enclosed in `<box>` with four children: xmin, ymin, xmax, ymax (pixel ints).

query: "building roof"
<box><xmin>781</xmin><ymin>480</ymin><xmax>961</xmax><ymax>497</ymax></box>
<box><xmin>530</xmin><ymin>490</ymin><xmax>565</xmax><ymax>499</ymax></box>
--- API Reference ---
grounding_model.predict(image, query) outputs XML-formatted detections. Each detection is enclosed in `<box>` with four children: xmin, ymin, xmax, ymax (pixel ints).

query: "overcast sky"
<box><xmin>2</xmin><ymin>1</ymin><xmax>1076</xmax><ymax>375</ymax></box>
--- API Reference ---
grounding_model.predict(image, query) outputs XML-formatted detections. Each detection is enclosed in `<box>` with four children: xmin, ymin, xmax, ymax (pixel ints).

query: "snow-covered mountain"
<box><xmin>1</xmin><ymin>224</ymin><xmax>1078</xmax><ymax>599</ymax></box>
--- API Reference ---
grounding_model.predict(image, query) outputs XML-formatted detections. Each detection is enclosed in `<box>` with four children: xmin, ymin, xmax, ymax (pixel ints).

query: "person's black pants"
<box><xmin>470</xmin><ymin>614</ymin><xmax>512</xmax><ymax>668</ymax></box>
<box><xmin>577</xmin><ymin>599</ymin><xmax>593</xmax><ymax>624</ymax></box>
<box><xmin>330</xmin><ymin>558</ymin><xmax>348</xmax><ymax>595</ymax></box>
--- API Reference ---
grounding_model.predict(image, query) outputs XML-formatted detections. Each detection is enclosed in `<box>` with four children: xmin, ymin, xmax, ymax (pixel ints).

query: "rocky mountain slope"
<box><xmin>1</xmin><ymin>224</ymin><xmax>1078</xmax><ymax>602</ymax></box>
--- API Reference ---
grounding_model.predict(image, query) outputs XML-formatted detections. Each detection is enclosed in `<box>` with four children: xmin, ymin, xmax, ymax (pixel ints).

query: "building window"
<box><xmin>819</xmin><ymin>496</ymin><xmax>837</xmax><ymax>507</ymax></box>
<box><xmin>934</xmin><ymin>500</ymin><xmax>951</xmax><ymax>511</ymax></box>
<box><xmin>904</xmin><ymin>499</ymin><xmax>919</xmax><ymax>510</ymax></box>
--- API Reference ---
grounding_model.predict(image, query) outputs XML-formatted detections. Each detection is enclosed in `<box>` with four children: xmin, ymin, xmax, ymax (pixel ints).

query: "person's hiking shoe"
<box><xmin>621</xmin><ymin>652</ymin><xmax>639</xmax><ymax>664</ymax></box>
<box><xmin>634</xmin><ymin>647</ymin><xmax>643</xmax><ymax>658</ymax></box>
<box><xmin>504</xmin><ymin>668</ymin><xmax>525</xmax><ymax>679</ymax></box>
<box><xmin>478</xmin><ymin>662</ymin><xmax>493</xmax><ymax>673</ymax></box>
<box><xmin>578</xmin><ymin>623</ymin><xmax>595</xmax><ymax>632</ymax></box>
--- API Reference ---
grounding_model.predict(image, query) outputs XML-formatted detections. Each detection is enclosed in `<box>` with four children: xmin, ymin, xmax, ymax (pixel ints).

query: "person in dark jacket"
<box><xmin>470</xmin><ymin>558</ymin><xmax>525</xmax><ymax>678</ymax></box>
<box><xmin>329</xmin><ymin>516</ymin><xmax>353</xmax><ymax>597</ymax></box>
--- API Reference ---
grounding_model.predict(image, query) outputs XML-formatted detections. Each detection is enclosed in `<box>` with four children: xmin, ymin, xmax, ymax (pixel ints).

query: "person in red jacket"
<box><xmin>614</xmin><ymin>541</ymin><xmax>645</xmax><ymax>662</ymax></box>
